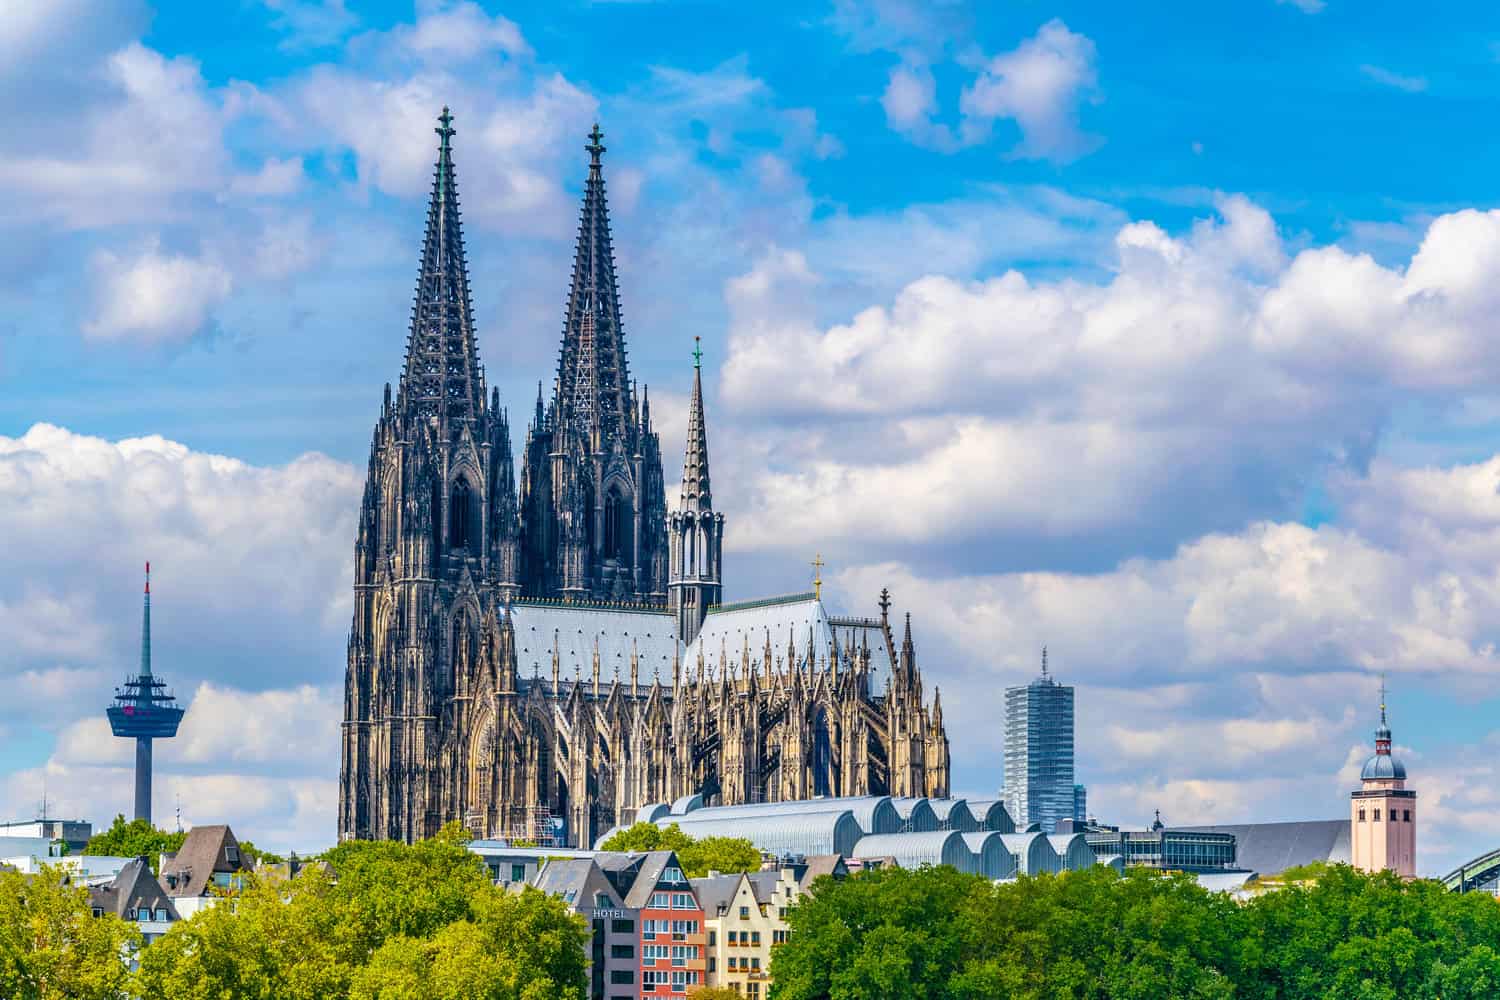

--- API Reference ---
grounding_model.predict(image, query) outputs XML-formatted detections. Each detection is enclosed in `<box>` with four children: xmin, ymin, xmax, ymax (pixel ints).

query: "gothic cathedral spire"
<box><xmin>556</xmin><ymin>123</ymin><xmax>631</xmax><ymax>438</ymax></box>
<box><xmin>342</xmin><ymin>108</ymin><xmax>521</xmax><ymax>844</ymax></box>
<box><xmin>519</xmin><ymin>125</ymin><xmax>669</xmax><ymax>604</ymax></box>
<box><xmin>669</xmin><ymin>338</ymin><xmax>724</xmax><ymax>642</ymax></box>
<box><xmin>398</xmin><ymin>107</ymin><xmax>483</xmax><ymax>428</ymax></box>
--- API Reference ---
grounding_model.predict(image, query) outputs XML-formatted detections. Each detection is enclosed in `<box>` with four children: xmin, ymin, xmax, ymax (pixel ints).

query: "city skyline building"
<box><xmin>1003</xmin><ymin>649</ymin><xmax>1076</xmax><ymax>834</ymax></box>
<box><xmin>1351</xmin><ymin>684</ymin><xmax>1416</xmax><ymax>878</ymax></box>
<box><xmin>106</xmin><ymin>563</ymin><xmax>184</xmax><ymax>826</ymax></box>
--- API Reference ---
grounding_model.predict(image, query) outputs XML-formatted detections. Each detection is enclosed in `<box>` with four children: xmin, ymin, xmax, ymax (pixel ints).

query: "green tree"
<box><xmin>598</xmin><ymin>821</ymin><xmax>693</xmax><ymax>854</ymax></box>
<box><xmin>237</xmin><ymin>840</ymin><xmax>285</xmax><ymax>867</ymax></box>
<box><xmin>771</xmin><ymin>864</ymin><xmax>989</xmax><ymax>1000</ymax></box>
<box><xmin>599</xmin><ymin>822</ymin><xmax>760</xmax><ymax>877</ymax></box>
<box><xmin>350</xmin><ymin>888</ymin><xmax>588</xmax><ymax>1000</ymax></box>
<box><xmin>132</xmin><ymin>865</ymin><xmax>347</xmax><ymax>1000</ymax></box>
<box><xmin>82</xmin><ymin>814</ymin><xmax>185</xmax><ymax>874</ymax></box>
<box><xmin>680</xmin><ymin>836</ymin><xmax>762</xmax><ymax>879</ymax></box>
<box><xmin>0</xmin><ymin>863</ymin><xmax>141</xmax><ymax>1000</ymax></box>
<box><xmin>1236</xmin><ymin>864</ymin><xmax>1500</xmax><ymax>1000</ymax></box>
<box><xmin>132</xmin><ymin>823</ymin><xmax>588</xmax><ymax>1000</ymax></box>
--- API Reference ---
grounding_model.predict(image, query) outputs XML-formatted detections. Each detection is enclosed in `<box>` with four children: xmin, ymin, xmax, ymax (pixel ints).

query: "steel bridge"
<box><xmin>1441</xmin><ymin>848</ymin><xmax>1500</xmax><ymax>893</ymax></box>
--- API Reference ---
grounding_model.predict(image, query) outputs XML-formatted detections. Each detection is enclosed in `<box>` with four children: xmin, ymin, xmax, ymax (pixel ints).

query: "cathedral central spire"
<box><xmin>398</xmin><ymin>107</ymin><xmax>483</xmax><ymax>427</ymax></box>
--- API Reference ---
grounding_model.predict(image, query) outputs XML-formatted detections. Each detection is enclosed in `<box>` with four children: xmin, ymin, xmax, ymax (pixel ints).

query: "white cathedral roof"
<box><xmin>684</xmin><ymin>593</ymin><xmax>894</xmax><ymax>694</ymax></box>
<box><xmin>509</xmin><ymin>602</ymin><xmax>675</xmax><ymax>685</ymax></box>
<box><xmin>507</xmin><ymin>592</ymin><xmax>895</xmax><ymax>697</ymax></box>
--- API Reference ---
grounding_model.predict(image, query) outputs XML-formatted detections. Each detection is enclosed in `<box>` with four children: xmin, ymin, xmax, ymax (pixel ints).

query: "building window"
<box><xmin>609</xmin><ymin>970</ymin><xmax>633</xmax><ymax>984</ymax></box>
<box><xmin>225</xmin><ymin>846</ymin><xmax>239</xmax><ymax>865</ymax></box>
<box><xmin>750</xmin><ymin>932</ymin><xmax>760</xmax><ymax>946</ymax></box>
<box><xmin>91</xmin><ymin>907</ymin><xmax>103</xmax><ymax>918</ymax></box>
<box><xmin>611</xmin><ymin>918</ymin><xmax>635</xmax><ymax>934</ymax></box>
<box><xmin>727</xmin><ymin>931</ymin><xmax>737</xmax><ymax>945</ymax></box>
<box><xmin>610</xmin><ymin>944</ymin><xmax>634</xmax><ymax>959</ymax></box>
<box><xmin>1404</xmin><ymin>810</ymin><xmax>1411</xmax><ymax>821</ymax></box>
<box><xmin>739</xmin><ymin>905</ymin><xmax>749</xmax><ymax>919</ymax></box>
<box><xmin>662</xmin><ymin>866</ymin><xmax>683</xmax><ymax>883</ymax></box>
<box><xmin>512</xmin><ymin>864</ymin><xmax>526</xmax><ymax>883</ymax></box>
<box><xmin>449</xmin><ymin>478</ymin><xmax>472</xmax><ymax>550</ymax></box>
<box><xmin>1358</xmin><ymin>809</ymin><xmax>1365</xmax><ymax>821</ymax></box>
<box><xmin>708</xmin><ymin>957</ymin><xmax>715</xmax><ymax>973</ymax></box>
<box><xmin>1374</xmin><ymin>809</ymin><xmax>1381</xmax><ymax>821</ymax></box>
<box><xmin>707</xmin><ymin>930</ymin><xmax>716</xmax><ymax>946</ymax></box>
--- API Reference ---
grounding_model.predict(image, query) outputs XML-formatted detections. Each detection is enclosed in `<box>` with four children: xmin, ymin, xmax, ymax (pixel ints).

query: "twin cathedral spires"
<box><xmin>360</xmin><ymin>109</ymin><xmax>720</xmax><ymax>640</ymax></box>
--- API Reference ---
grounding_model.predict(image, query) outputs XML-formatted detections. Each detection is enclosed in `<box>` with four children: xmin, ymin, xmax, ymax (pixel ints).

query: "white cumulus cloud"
<box><xmin>83</xmin><ymin>240</ymin><xmax>233</xmax><ymax>344</ymax></box>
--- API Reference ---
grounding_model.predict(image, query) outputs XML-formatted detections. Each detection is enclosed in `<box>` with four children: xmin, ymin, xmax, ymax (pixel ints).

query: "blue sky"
<box><xmin>5</xmin><ymin>0</ymin><xmax>1500</xmax><ymax>874</ymax></box>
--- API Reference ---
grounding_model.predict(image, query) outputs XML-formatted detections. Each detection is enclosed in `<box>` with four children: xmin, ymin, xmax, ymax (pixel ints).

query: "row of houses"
<box><xmin>503</xmin><ymin>846</ymin><xmax>838</xmax><ymax>1000</ymax></box>
<box><xmin>1</xmin><ymin>824</ymin><xmax>252</xmax><ymax>949</ymax></box>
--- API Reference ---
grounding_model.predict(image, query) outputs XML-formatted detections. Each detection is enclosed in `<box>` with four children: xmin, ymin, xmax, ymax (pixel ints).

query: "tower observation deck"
<box><xmin>106</xmin><ymin>563</ymin><xmax>184</xmax><ymax>825</ymax></box>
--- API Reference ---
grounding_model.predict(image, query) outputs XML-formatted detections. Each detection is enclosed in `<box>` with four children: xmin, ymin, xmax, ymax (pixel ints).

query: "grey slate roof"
<box><xmin>616</xmin><ymin>850</ymin><xmax>686</xmax><ymax>909</ymax></box>
<box><xmin>796</xmin><ymin>854</ymin><xmax>848</xmax><ymax>892</ymax></box>
<box><xmin>160</xmin><ymin>825</ymin><xmax>246</xmax><ymax>898</ymax></box>
<box><xmin>88</xmin><ymin>858</ymin><xmax>177</xmax><ymax>921</ymax></box>
<box><xmin>533</xmin><ymin>858</ymin><xmax>622</xmax><ymax>911</ymax></box>
<box><xmin>1175</xmin><ymin>820</ymin><xmax>1351</xmax><ymax>875</ymax></box>
<box><xmin>690</xmin><ymin>872</ymin><xmax>746</xmax><ymax>916</ymax></box>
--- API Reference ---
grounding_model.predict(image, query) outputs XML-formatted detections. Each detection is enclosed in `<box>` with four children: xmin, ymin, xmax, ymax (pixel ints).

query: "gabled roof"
<box><xmin>689</xmin><ymin>872</ymin><xmax>747</xmax><ymax>916</ymax></box>
<box><xmin>534</xmin><ymin>858</ymin><xmax>621</xmax><ymax>912</ymax></box>
<box><xmin>796</xmin><ymin>854</ymin><xmax>848</xmax><ymax>893</ymax></box>
<box><xmin>160</xmin><ymin>825</ymin><xmax>246</xmax><ymax>898</ymax></box>
<box><xmin>88</xmin><ymin>857</ymin><xmax>177</xmax><ymax>921</ymax></box>
<box><xmin>624</xmin><ymin>850</ymin><xmax>689</xmax><ymax>909</ymax></box>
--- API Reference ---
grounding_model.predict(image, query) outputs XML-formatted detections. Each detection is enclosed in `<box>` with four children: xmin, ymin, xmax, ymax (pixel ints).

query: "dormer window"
<box><xmin>225</xmin><ymin>846</ymin><xmax>239</xmax><ymax>865</ymax></box>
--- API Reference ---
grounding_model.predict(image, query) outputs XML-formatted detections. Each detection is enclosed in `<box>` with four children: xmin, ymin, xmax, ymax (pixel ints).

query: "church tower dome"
<box><xmin>1350</xmin><ymin>681</ymin><xmax>1416</xmax><ymax>878</ymax></box>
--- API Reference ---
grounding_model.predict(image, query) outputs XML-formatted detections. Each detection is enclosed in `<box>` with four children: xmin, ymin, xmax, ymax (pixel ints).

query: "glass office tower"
<box><xmin>1003</xmin><ymin>650</ymin><xmax>1076</xmax><ymax>833</ymax></box>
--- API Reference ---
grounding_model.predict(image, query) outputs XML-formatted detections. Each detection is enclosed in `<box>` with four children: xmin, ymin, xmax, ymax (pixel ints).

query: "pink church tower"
<box><xmin>1350</xmin><ymin>683</ymin><xmax>1416</xmax><ymax>877</ymax></box>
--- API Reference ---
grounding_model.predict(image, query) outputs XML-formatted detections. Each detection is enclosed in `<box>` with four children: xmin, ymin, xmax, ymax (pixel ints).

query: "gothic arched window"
<box><xmin>603</xmin><ymin>486</ymin><xmax>628</xmax><ymax>560</ymax></box>
<box><xmin>450</xmin><ymin>478</ymin><xmax>473</xmax><ymax>550</ymax></box>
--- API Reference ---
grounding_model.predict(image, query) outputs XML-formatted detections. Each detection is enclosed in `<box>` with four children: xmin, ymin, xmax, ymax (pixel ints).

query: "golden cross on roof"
<box><xmin>812</xmin><ymin>553</ymin><xmax>825</xmax><ymax>600</ymax></box>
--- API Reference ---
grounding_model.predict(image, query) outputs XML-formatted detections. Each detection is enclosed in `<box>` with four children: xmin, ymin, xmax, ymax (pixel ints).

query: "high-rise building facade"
<box><xmin>1003</xmin><ymin>651</ymin><xmax>1075</xmax><ymax>833</ymax></box>
<box><xmin>338</xmin><ymin>111</ymin><xmax>949</xmax><ymax>848</ymax></box>
<box><xmin>1350</xmin><ymin>690</ymin><xmax>1416</xmax><ymax>877</ymax></box>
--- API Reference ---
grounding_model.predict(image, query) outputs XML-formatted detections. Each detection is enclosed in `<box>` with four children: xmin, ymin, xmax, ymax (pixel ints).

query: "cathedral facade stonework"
<box><xmin>339</xmin><ymin>112</ymin><xmax>949</xmax><ymax>848</ymax></box>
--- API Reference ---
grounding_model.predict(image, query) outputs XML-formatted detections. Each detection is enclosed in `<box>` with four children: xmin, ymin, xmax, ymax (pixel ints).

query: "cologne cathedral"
<box><xmin>339</xmin><ymin>111</ymin><xmax>949</xmax><ymax>848</ymax></box>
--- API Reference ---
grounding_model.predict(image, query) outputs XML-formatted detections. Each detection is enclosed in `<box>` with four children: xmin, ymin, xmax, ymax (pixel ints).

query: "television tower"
<box><xmin>106</xmin><ymin>563</ymin><xmax>184</xmax><ymax>825</ymax></box>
